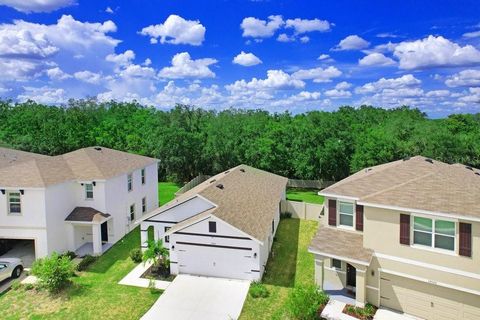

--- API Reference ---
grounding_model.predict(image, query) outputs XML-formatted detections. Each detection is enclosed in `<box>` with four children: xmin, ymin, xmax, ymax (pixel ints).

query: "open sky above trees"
<box><xmin>0</xmin><ymin>0</ymin><xmax>479</xmax><ymax>117</ymax></box>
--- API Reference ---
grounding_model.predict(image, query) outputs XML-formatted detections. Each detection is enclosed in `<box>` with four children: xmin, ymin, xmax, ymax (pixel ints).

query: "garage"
<box><xmin>0</xmin><ymin>239</ymin><xmax>36</xmax><ymax>267</ymax></box>
<box><xmin>176</xmin><ymin>242</ymin><xmax>253</xmax><ymax>280</ymax></box>
<box><xmin>380</xmin><ymin>272</ymin><xmax>480</xmax><ymax>320</ymax></box>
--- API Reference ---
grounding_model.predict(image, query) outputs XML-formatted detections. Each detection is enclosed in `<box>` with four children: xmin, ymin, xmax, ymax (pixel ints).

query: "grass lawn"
<box><xmin>158</xmin><ymin>182</ymin><xmax>181</xmax><ymax>205</ymax></box>
<box><xmin>0</xmin><ymin>228</ymin><xmax>159</xmax><ymax>320</ymax></box>
<box><xmin>286</xmin><ymin>188</ymin><xmax>324</xmax><ymax>204</ymax></box>
<box><xmin>240</xmin><ymin>218</ymin><xmax>318</xmax><ymax>320</ymax></box>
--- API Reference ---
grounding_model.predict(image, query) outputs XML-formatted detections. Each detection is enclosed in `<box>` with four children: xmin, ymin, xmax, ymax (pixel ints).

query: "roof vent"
<box><xmin>94</xmin><ymin>147</ymin><xmax>102</xmax><ymax>151</ymax></box>
<box><xmin>239</xmin><ymin>168</ymin><xmax>245</xmax><ymax>173</ymax></box>
<box><xmin>209</xmin><ymin>179</ymin><xmax>216</xmax><ymax>184</ymax></box>
<box><xmin>425</xmin><ymin>158</ymin><xmax>433</xmax><ymax>164</ymax></box>
<box><xmin>403</xmin><ymin>156</ymin><xmax>411</xmax><ymax>161</ymax></box>
<box><xmin>216</xmin><ymin>184</ymin><xmax>224</xmax><ymax>190</ymax></box>
<box><xmin>224</xmin><ymin>170</ymin><xmax>230</xmax><ymax>174</ymax></box>
<box><xmin>475</xmin><ymin>172</ymin><xmax>480</xmax><ymax>176</ymax></box>
<box><xmin>465</xmin><ymin>166</ymin><xmax>473</xmax><ymax>171</ymax></box>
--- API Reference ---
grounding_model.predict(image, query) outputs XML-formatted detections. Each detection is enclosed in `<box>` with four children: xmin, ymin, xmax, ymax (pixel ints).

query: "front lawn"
<box><xmin>158</xmin><ymin>182</ymin><xmax>181</xmax><ymax>205</ymax></box>
<box><xmin>240</xmin><ymin>218</ymin><xmax>318</xmax><ymax>320</ymax></box>
<box><xmin>286</xmin><ymin>188</ymin><xmax>324</xmax><ymax>204</ymax></box>
<box><xmin>0</xmin><ymin>228</ymin><xmax>159</xmax><ymax>320</ymax></box>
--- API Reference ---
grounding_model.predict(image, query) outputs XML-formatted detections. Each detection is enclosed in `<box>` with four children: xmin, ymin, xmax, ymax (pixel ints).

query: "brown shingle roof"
<box><xmin>0</xmin><ymin>146</ymin><xmax>158</xmax><ymax>187</ymax></box>
<box><xmin>65</xmin><ymin>207</ymin><xmax>111</xmax><ymax>222</ymax></box>
<box><xmin>145</xmin><ymin>165</ymin><xmax>288</xmax><ymax>242</ymax></box>
<box><xmin>321</xmin><ymin>156</ymin><xmax>480</xmax><ymax>218</ymax></box>
<box><xmin>308</xmin><ymin>225</ymin><xmax>373</xmax><ymax>265</ymax></box>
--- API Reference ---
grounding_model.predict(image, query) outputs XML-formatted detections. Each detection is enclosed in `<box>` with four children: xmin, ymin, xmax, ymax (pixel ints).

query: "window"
<box><xmin>85</xmin><ymin>183</ymin><xmax>93</xmax><ymax>199</ymax></box>
<box><xmin>413</xmin><ymin>216</ymin><xmax>455</xmax><ymax>251</ymax></box>
<box><xmin>141</xmin><ymin>168</ymin><xmax>146</xmax><ymax>185</ymax></box>
<box><xmin>129</xmin><ymin>204</ymin><xmax>135</xmax><ymax>222</ymax></box>
<box><xmin>142</xmin><ymin>197</ymin><xmax>147</xmax><ymax>213</ymax></box>
<box><xmin>209</xmin><ymin>221</ymin><xmax>217</xmax><ymax>233</ymax></box>
<box><xmin>339</xmin><ymin>201</ymin><xmax>354</xmax><ymax>227</ymax></box>
<box><xmin>127</xmin><ymin>173</ymin><xmax>133</xmax><ymax>192</ymax></box>
<box><xmin>8</xmin><ymin>192</ymin><xmax>21</xmax><ymax>215</ymax></box>
<box><xmin>164</xmin><ymin>226</ymin><xmax>171</xmax><ymax>243</ymax></box>
<box><xmin>332</xmin><ymin>259</ymin><xmax>342</xmax><ymax>269</ymax></box>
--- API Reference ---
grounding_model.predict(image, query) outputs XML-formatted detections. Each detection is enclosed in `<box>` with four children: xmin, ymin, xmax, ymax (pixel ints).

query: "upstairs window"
<box><xmin>85</xmin><ymin>183</ymin><xmax>93</xmax><ymax>199</ymax></box>
<box><xmin>339</xmin><ymin>201</ymin><xmax>354</xmax><ymax>227</ymax></box>
<box><xmin>8</xmin><ymin>192</ymin><xmax>21</xmax><ymax>215</ymax></box>
<box><xmin>141</xmin><ymin>168</ymin><xmax>146</xmax><ymax>185</ymax></box>
<box><xmin>413</xmin><ymin>216</ymin><xmax>455</xmax><ymax>251</ymax></box>
<box><xmin>164</xmin><ymin>226</ymin><xmax>171</xmax><ymax>243</ymax></box>
<box><xmin>127</xmin><ymin>173</ymin><xmax>133</xmax><ymax>192</ymax></box>
<box><xmin>129</xmin><ymin>204</ymin><xmax>135</xmax><ymax>222</ymax></box>
<box><xmin>209</xmin><ymin>221</ymin><xmax>217</xmax><ymax>233</ymax></box>
<box><xmin>142</xmin><ymin>197</ymin><xmax>147</xmax><ymax>213</ymax></box>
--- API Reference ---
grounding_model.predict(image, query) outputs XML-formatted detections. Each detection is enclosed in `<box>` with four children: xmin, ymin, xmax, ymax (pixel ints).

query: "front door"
<box><xmin>101</xmin><ymin>222</ymin><xmax>108</xmax><ymax>243</ymax></box>
<box><xmin>346</xmin><ymin>263</ymin><xmax>356</xmax><ymax>288</ymax></box>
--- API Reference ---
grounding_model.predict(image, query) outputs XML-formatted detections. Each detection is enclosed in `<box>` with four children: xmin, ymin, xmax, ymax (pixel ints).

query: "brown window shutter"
<box><xmin>400</xmin><ymin>214</ymin><xmax>410</xmax><ymax>245</ymax></box>
<box><xmin>459</xmin><ymin>223</ymin><xmax>472</xmax><ymax>257</ymax></box>
<box><xmin>356</xmin><ymin>205</ymin><xmax>364</xmax><ymax>231</ymax></box>
<box><xmin>328</xmin><ymin>199</ymin><xmax>337</xmax><ymax>226</ymax></box>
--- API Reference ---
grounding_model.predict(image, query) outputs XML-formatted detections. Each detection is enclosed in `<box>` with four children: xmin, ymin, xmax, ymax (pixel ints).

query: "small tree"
<box><xmin>31</xmin><ymin>252</ymin><xmax>75</xmax><ymax>293</ymax></box>
<box><xmin>286</xmin><ymin>284</ymin><xmax>329</xmax><ymax>320</ymax></box>
<box><xmin>143</xmin><ymin>239</ymin><xmax>169</xmax><ymax>270</ymax></box>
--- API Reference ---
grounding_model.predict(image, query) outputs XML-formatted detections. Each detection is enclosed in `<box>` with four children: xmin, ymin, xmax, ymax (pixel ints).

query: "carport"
<box><xmin>0</xmin><ymin>239</ymin><xmax>35</xmax><ymax>267</ymax></box>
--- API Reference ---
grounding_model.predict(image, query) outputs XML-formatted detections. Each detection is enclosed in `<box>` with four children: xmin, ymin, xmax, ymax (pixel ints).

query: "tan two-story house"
<box><xmin>309</xmin><ymin>156</ymin><xmax>480</xmax><ymax>320</ymax></box>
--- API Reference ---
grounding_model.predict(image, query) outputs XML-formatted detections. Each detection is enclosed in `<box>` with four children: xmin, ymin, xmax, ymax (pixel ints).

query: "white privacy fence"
<box><xmin>280</xmin><ymin>200</ymin><xmax>324</xmax><ymax>221</ymax></box>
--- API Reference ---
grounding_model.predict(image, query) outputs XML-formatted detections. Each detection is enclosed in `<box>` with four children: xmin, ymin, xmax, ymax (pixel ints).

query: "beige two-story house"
<box><xmin>309</xmin><ymin>156</ymin><xmax>480</xmax><ymax>320</ymax></box>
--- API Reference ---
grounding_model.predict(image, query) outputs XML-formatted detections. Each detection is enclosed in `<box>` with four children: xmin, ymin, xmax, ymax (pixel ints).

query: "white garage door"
<box><xmin>176</xmin><ymin>242</ymin><xmax>253</xmax><ymax>280</ymax></box>
<box><xmin>380</xmin><ymin>273</ymin><xmax>480</xmax><ymax>320</ymax></box>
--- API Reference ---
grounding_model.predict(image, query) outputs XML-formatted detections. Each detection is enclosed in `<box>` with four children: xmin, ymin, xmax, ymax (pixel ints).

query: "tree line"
<box><xmin>0</xmin><ymin>99</ymin><xmax>479</xmax><ymax>183</ymax></box>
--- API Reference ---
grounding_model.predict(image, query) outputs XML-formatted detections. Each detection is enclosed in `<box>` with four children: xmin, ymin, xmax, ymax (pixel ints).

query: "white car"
<box><xmin>0</xmin><ymin>258</ymin><xmax>23</xmax><ymax>282</ymax></box>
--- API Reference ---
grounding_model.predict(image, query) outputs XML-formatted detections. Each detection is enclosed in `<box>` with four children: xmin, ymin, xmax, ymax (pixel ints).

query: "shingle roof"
<box><xmin>65</xmin><ymin>207</ymin><xmax>111</xmax><ymax>222</ymax></box>
<box><xmin>308</xmin><ymin>225</ymin><xmax>373</xmax><ymax>265</ymax></box>
<box><xmin>146</xmin><ymin>165</ymin><xmax>288</xmax><ymax>242</ymax></box>
<box><xmin>0</xmin><ymin>146</ymin><xmax>158</xmax><ymax>188</ymax></box>
<box><xmin>321</xmin><ymin>156</ymin><xmax>480</xmax><ymax>219</ymax></box>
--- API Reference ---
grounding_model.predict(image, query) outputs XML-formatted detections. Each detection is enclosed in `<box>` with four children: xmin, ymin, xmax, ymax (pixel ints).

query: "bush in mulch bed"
<box><xmin>342</xmin><ymin>303</ymin><xmax>377</xmax><ymax>320</ymax></box>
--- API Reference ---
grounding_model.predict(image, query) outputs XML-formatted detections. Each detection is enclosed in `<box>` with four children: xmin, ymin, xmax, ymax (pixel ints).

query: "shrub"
<box><xmin>143</xmin><ymin>240</ymin><xmax>169</xmax><ymax>269</ymax></box>
<box><xmin>280</xmin><ymin>212</ymin><xmax>292</xmax><ymax>219</ymax></box>
<box><xmin>62</xmin><ymin>251</ymin><xmax>77</xmax><ymax>260</ymax></box>
<box><xmin>76</xmin><ymin>254</ymin><xmax>97</xmax><ymax>271</ymax></box>
<box><xmin>249</xmin><ymin>282</ymin><xmax>269</xmax><ymax>298</ymax></box>
<box><xmin>31</xmin><ymin>252</ymin><xmax>75</xmax><ymax>293</ymax></box>
<box><xmin>287</xmin><ymin>284</ymin><xmax>329</xmax><ymax>320</ymax></box>
<box><xmin>344</xmin><ymin>303</ymin><xmax>377</xmax><ymax>320</ymax></box>
<box><xmin>10</xmin><ymin>279</ymin><xmax>21</xmax><ymax>291</ymax></box>
<box><xmin>130</xmin><ymin>248</ymin><xmax>143</xmax><ymax>263</ymax></box>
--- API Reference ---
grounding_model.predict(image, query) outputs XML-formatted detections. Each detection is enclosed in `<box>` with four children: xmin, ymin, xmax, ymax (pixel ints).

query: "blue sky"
<box><xmin>0</xmin><ymin>0</ymin><xmax>479</xmax><ymax>117</ymax></box>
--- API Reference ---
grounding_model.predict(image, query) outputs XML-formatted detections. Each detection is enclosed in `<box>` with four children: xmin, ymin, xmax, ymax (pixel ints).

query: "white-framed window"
<box><xmin>85</xmin><ymin>183</ymin><xmax>93</xmax><ymax>199</ymax></box>
<box><xmin>8</xmin><ymin>191</ymin><xmax>21</xmax><ymax>215</ymax></box>
<box><xmin>164</xmin><ymin>226</ymin><xmax>171</xmax><ymax>243</ymax></box>
<box><xmin>142</xmin><ymin>197</ymin><xmax>147</xmax><ymax>213</ymax></box>
<box><xmin>412</xmin><ymin>216</ymin><xmax>455</xmax><ymax>252</ymax></box>
<box><xmin>127</xmin><ymin>173</ymin><xmax>133</xmax><ymax>192</ymax></box>
<box><xmin>141</xmin><ymin>168</ymin><xmax>146</xmax><ymax>185</ymax></box>
<box><xmin>338</xmin><ymin>201</ymin><xmax>354</xmax><ymax>228</ymax></box>
<box><xmin>129</xmin><ymin>204</ymin><xmax>135</xmax><ymax>222</ymax></box>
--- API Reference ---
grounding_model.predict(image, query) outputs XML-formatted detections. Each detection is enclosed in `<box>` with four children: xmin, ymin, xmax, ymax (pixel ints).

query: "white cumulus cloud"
<box><xmin>140</xmin><ymin>15</ymin><xmax>206</xmax><ymax>46</ymax></box>
<box><xmin>359</xmin><ymin>52</ymin><xmax>396</xmax><ymax>66</ymax></box>
<box><xmin>106</xmin><ymin>50</ymin><xmax>135</xmax><ymax>67</ymax></box>
<box><xmin>158</xmin><ymin>52</ymin><xmax>217</xmax><ymax>79</ymax></box>
<box><xmin>356</xmin><ymin>74</ymin><xmax>421</xmax><ymax>94</ymax></box>
<box><xmin>333</xmin><ymin>35</ymin><xmax>370</xmax><ymax>51</ymax></box>
<box><xmin>0</xmin><ymin>0</ymin><xmax>76</xmax><ymax>13</ymax></box>
<box><xmin>17</xmin><ymin>86</ymin><xmax>67</xmax><ymax>104</ymax></box>
<box><xmin>445</xmin><ymin>69</ymin><xmax>480</xmax><ymax>87</ymax></box>
<box><xmin>292</xmin><ymin>66</ymin><xmax>342</xmax><ymax>83</ymax></box>
<box><xmin>284</xmin><ymin>18</ymin><xmax>331</xmax><ymax>34</ymax></box>
<box><xmin>226</xmin><ymin>69</ymin><xmax>305</xmax><ymax>93</ymax></box>
<box><xmin>241</xmin><ymin>15</ymin><xmax>284</xmax><ymax>38</ymax></box>
<box><xmin>232</xmin><ymin>51</ymin><xmax>262</xmax><ymax>66</ymax></box>
<box><xmin>393</xmin><ymin>35</ymin><xmax>480</xmax><ymax>70</ymax></box>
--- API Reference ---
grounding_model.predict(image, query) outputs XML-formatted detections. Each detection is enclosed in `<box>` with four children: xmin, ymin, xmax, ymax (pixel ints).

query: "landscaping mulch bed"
<box><xmin>342</xmin><ymin>304</ymin><xmax>377</xmax><ymax>320</ymax></box>
<box><xmin>141</xmin><ymin>264</ymin><xmax>176</xmax><ymax>282</ymax></box>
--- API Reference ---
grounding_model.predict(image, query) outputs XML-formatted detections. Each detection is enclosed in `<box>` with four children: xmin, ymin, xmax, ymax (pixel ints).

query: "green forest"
<box><xmin>0</xmin><ymin>100</ymin><xmax>479</xmax><ymax>183</ymax></box>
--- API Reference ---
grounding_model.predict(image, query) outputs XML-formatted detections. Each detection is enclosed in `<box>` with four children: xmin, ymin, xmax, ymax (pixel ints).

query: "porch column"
<box><xmin>355</xmin><ymin>267</ymin><xmax>367</xmax><ymax>307</ymax></box>
<box><xmin>66</xmin><ymin>223</ymin><xmax>75</xmax><ymax>252</ymax></box>
<box><xmin>92</xmin><ymin>223</ymin><xmax>102</xmax><ymax>255</ymax></box>
<box><xmin>140</xmin><ymin>223</ymin><xmax>148</xmax><ymax>252</ymax></box>
<box><xmin>314</xmin><ymin>257</ymin><xmax>325</xmax><ymax>290</ymax></box>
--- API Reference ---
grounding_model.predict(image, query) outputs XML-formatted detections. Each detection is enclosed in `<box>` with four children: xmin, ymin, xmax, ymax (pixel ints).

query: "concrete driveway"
<box><xmin>141</xmin><ymin>275</ymin><xmax>250</xmax><ymax>320</ymax></box>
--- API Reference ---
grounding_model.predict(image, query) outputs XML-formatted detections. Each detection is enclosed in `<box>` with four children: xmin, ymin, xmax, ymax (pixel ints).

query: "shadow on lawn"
<box><xmin>262</xmin><ymin>218</ymin><xmax>300</xmax><ymax>288</ymax></box>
